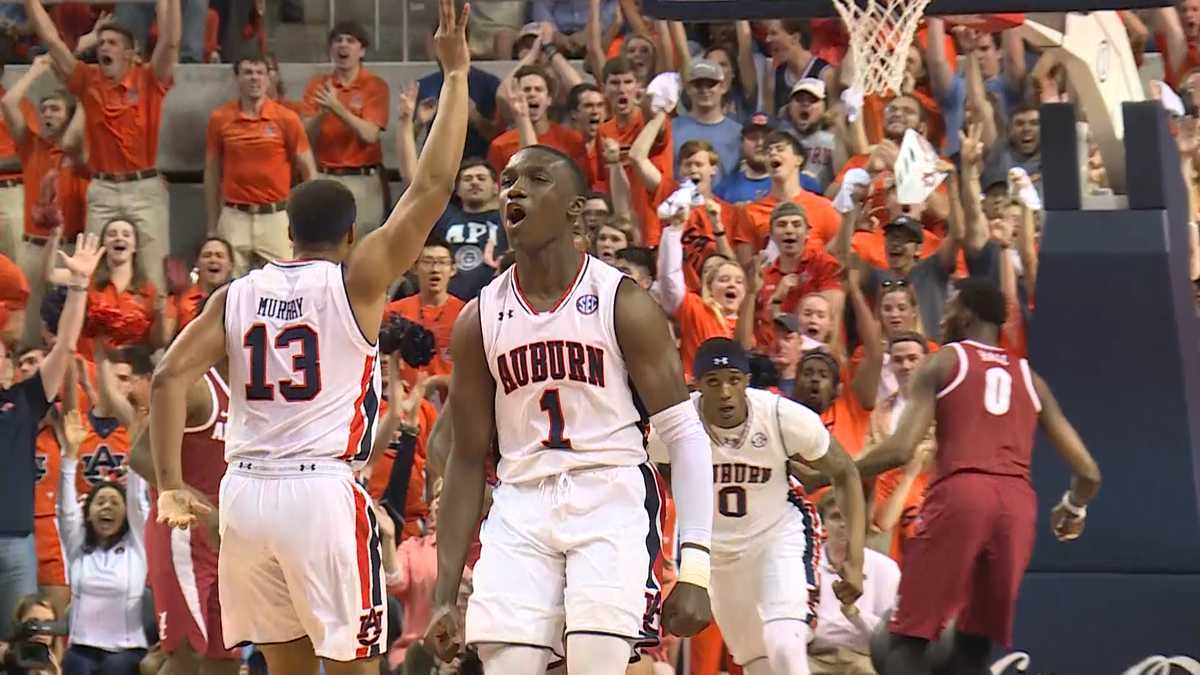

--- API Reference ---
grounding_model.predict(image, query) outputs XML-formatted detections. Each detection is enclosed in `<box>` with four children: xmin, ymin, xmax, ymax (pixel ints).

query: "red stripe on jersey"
<box><xmin>352</xmin><ymin>486</ymin><xmax>372</xmax><ymax>659</ymax></box>
<box><xmin>513</xmin><ymin>254</ymin><xmax>588</xmax><ymax>314</ymax></box>
<box><xmin>341</xmin><ymin>354</ymin><xmax>377</xmax><ymax>461</ymax></box>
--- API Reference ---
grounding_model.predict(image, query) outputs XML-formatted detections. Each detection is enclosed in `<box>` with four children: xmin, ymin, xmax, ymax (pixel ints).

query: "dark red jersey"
<box><xmin>933</xmin><ymin>340</ymin><xmax>1042</xmax><ymax>485</ymax></box>
<box><xmin>181</xmin><ymin>369</ymin><xmax>230</xmax><ymax>503</ymax></box>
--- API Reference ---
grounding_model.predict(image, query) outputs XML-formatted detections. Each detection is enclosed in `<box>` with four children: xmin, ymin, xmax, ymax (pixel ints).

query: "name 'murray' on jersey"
<box><xmin>495</xmin><ymin>340</ymin><xmax>606</xmax><ymax>394</ymax></box>
<box><xmin>256</xmin><ymin>297</ymin><xmax>305</xmax><ymax>321</ymax></box>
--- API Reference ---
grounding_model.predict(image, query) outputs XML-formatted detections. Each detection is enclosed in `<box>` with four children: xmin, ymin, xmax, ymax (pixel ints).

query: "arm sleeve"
<box><xmin>656</xmin><ymin>225</ymin><xmax>686</xmax><ymax>315</ymax></box>
<box><xmin>648</xmin><ymin>400</ymin><xmax>713</xmax><ymax>549</ymax></box>
<box><xmin>646</xmin><ymin>429</ymin><xmax>670</xmax><ymax>465</ymax></box>
<box><xmin>59</xmin><ymin>462</ymin><xmax>85</xmax><ymax>560</ymax></box>
<box><xmin>777</xmin><ymin>396</ymin><xmax>831</xmax><ymax>462</ymax></box>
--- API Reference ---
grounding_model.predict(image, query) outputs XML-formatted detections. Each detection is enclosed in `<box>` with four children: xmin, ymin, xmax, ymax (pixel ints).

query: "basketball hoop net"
<box><xmin>832</xmin><ymin>0</ymin><xmax>933</xmax><ymax>95</ymax></box>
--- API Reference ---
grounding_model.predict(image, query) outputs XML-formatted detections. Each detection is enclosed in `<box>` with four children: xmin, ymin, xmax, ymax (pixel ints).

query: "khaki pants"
<box><xmin>216</xmin><ymin>207</ymin><xmax>292</xmax><ymax>276</ymax></box>
<box><xmin>0</xmin><ymin>184</ymin><xmax>25</xmax><ymax>260</ymax></box>
<box><xmin>320</xmin><ymin>172</ymin><xmax>385</xmax><ymax>238</ymax></box>
<box><xmin>809</xmin><ymin>646</ymin><xmax>877</xmax><ymax>675</ymax></box>
<box><xmin>85</xmin><ymin>176</ymin><xmax>170</xmax><ymax>292</ymax></box>
<box><xmin>16</xmin><ymin>237</ymin><xmax>50</xmax><ymax>346</ymax></box>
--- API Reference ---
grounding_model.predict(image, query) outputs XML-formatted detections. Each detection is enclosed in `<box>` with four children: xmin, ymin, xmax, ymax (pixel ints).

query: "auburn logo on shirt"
<box><xmin>80</xmin><ymin>444</ymin><xmax>127</xmax><ymax>486</ymax></box>
<box><xmin>34</xmin><ymin>455</ymin><xmax>48</xmax><ymax>482</ymax></box>
<box><xmin>357</xmin><ymin>607</ymin><xmax>383</xmax><ymax>646</ymax></box>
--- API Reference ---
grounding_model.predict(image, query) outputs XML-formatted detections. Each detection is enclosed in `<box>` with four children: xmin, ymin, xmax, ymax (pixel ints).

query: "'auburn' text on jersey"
<box><xmin>223</xmin><ymin>260</ymin><xmax>381</xmax><ymax>465</ymax></box>
<box><xmin>480</xmin><ymin>255</ymin><xmax>648</xmax><ymax>484</ymax></box>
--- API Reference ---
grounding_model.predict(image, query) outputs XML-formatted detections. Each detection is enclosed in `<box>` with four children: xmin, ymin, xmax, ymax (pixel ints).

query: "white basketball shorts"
<box><xmin>466</xmin><ymin>463</ymin><xmax>668</xmax><ymax>657</ymax></box>
<box><xmin>710</xmin><ymin>492</ymin><xmax>822</xmax><ymax>667</ymax></box>
<box><xmin>218</xmin><ymin>457</ymin><xmax>387</xmax><ymax>662</ymax></box>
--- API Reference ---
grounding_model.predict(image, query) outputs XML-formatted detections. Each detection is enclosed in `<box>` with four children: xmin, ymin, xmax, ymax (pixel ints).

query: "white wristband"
<box><xmin>677</xmin><ymin>546</ymin><xmax>711</xmax><ymax>590</ymax></box>
<box><xmin>1060</xmin><ymin>492</ymin><xmax>1087</xmax><ymax>518</ymax></box>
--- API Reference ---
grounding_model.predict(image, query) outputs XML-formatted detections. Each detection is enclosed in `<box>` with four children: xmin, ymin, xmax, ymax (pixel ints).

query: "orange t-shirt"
<box><xmin>820</xmin><ymin>392</ymin><xmax>872</xmax><ymax>458</ymax></box>
<box><xmin>487</xmin><ymin>122</ymin><xmax>589</xmax><ymax>177</ymax></box>
<box><xmin>593</xmin><ymin>110</ymin><xmax>673</xmax><ymax>247</ymax></box>
<box><xmin>731</xmin><ymin>191</ymin><xmax>841</xmax><ymax>256</ymax></box>
<box><xmin>873</xmin><ymin>468</ymin><xmax>929</xmax><ymax>566</ymax></box>
<box><xmin>366</xmin><ymin>399</ymin><xmax>437</xmax><ymax>541</ymax></box>
<box><xmin>675</xmin><ymin>293</ymin><xmax>734</xmax><ymax>382</ymax></box>
<box><xmin>302</xmin><ymin>68</ymin><xmax>389</xmax><ymax>168</ymax></box>
<box><xmin>75</xmin><ymin>411</ymin><xmax>131</xmax><ymax>496</ymax></box>
<box><xmin>34</xmin><ymin>426</ymin><xmax>61</xmax><ymax>518</ymax></box>
<box><xmin>171</xmin><ymin>284</ymin><xmax>208</xmax><ymax>335</ymax></box>
<box><xmin>68</xmin><ymin>62</ymin><xmax>171</xmax><ymax>174</ymax></box>
<box><xmin>16</xmin><ymin>132</ymin><xmax>89</xmax><ymax>238</ymax></box>
<box><xmin>207</xmin><ymin>98</ymin><xmax>309</xmax><ymax>205</ymax></box>
<box><xmin>754</xmin><ymin>250</ymin><xmax>842</xmax><ymax>348</ymax></box>
<box><xmin>0</xmin><ymin>92</ymin><xmax>37</xmax><ymax>181</ymax></box>
<box><xmin>384</xmin><ymin>295</ymin><xmax>465</xmax><ymax>386</ymax></box>
<box><xmin>861</xmin><ymin>87</ymin><xmax>946</xmax><ymax>153</ymax></box>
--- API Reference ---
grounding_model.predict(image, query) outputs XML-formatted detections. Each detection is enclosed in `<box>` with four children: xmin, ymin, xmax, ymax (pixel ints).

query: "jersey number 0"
<box><xmin>243</xmin><ymin>324</ymin><xmax>322</xmax><ymax>402</ymax></box>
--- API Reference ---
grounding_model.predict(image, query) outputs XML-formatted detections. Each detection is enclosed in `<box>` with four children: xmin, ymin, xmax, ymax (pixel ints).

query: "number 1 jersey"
<box><xmin>223</xmin><ymin>260</ymin><xmax>381</xmax><ymax>465</ymax></box>
<box><xmin>479</xmin><ymin>255</ymin><xmax>649</xmax><ymax>485</ymax></box>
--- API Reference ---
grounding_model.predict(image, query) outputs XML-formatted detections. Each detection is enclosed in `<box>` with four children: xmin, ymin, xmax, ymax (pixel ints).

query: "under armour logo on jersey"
<box><xmin>298</xmin><ymin>463</ymin><xmax>317</xmax><ymax>471</ymax></box>
<box><xmin>498</xmin><ymin>309</ymin><xmax>513</xmax><ymax>321</ymax></box>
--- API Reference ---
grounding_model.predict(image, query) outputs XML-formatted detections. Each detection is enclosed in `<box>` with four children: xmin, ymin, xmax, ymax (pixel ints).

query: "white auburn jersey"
<box><xmin>223</xmin><ymin>259</ymin><xmax>381</xmax><ymax>465</ymax></box>
<box><xmin>650</xmin><ymin>388</ymin><xmax>829</xmax><ymax>556</ymax></box>
<box><xmin>479</xmin><ymin>255</ymin><xmax>648</xmax><ymax>484</ymax></box>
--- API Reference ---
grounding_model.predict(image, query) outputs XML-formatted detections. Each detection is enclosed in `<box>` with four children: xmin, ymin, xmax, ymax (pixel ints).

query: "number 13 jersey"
<box><xmin>223</xmin><ymin>260</ymin><xmax>381</xmax><ymax>465</ymax></box>
<box><xmin>479</xmin><ymin>255</ymin><xmax>649</xmax><ymax>484</ymax></box>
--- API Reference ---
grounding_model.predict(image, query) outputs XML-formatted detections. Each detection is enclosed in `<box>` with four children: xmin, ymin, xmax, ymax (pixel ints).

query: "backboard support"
<box><xmin>641</xmin><ymin>0</ymin><xmax>1172</xmax><ymax>22</ymax></box>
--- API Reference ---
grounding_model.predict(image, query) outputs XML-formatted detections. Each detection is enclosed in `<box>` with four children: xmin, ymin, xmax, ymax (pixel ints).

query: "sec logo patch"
<box><xmin>576</xmin><ymin>294</ymin><xmax>599</xmax><ymax>315</ymax></box>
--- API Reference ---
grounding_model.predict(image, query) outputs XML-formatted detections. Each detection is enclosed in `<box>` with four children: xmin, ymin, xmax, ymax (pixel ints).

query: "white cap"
<box><xmin>790</xmin><ymin>77</ymin><xmax>826</xmax><ymax>100</ymax></box>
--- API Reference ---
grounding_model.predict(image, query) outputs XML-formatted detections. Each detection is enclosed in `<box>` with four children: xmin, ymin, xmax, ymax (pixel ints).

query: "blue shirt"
<box><xmin>672</xmin><ymin>115</ymin><xmax>743</xmax><ymax>180</ymax></box>
<box><xmin>0</xmin><ymin>374</ymin><xmax>50</xmax><ymax>536</ymax></box>
<box><xmin>716</xmin><ymin>168</ymin><xmax>770</xmax><ymax>203</ymax></box>
<box><xmin>531</xmin><ymin>0</ymin><xmax>616</xmax><ymax>34</ymax></box>
<box><xmin>418</xmin><ymin>67</ymin><xmax>501</xmax><ymax>160</ymax></box>
<box><xmin>935</xmin><ymin>76</ymin><xmax>968</xmax><ymax>157</ymax></box>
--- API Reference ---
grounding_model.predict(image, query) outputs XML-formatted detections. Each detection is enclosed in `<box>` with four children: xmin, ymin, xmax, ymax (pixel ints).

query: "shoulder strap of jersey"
<box><xmin>772</xmin><ymin>393</ymin><xmax>791</xmax><ymax>459</ymax></box>
<box><xmin>936</xmin><ymin>342</ymin><xmax>970</xmax><ymax>400</ymax></box>
<box><xmin>183</xmin><ymin>371</ymin><xmax>221</xmax><ymax>434</ymax></box>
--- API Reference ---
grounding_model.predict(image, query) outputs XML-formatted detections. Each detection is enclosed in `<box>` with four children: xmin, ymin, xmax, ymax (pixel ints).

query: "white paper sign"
<box><xmin>894</xmin><ymin>128</ymin><xmax>947</xmax><ymax>206</ymax></box>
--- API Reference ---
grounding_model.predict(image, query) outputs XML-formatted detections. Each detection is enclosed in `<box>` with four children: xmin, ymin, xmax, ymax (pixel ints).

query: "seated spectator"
<box><xmin>715</xmin><ymin>113</ymin><xmax>773</xmax><ymax>204</ymax></box>
<box><xmin>809</xmin><ymin>490</ymin><xmax>900</xmax><ymax>675</ymax></box>
<box><xmin>44</xmin><ymin>221</ymin><xmax>171</xmax><ymax>358</ymax></box>
<box><xmin>3</xmin><ymin>592</ymin><xmax>64</xmax><ymax>674</ymax></box>
<box><xmin>59</xmin><ymin>408</ymin><xmax>151</xmax><ymax>673</ymax></box>
<box><xmin>165</xmin><ymin>237</ymin><xmax>235</xmax><ymax>337</ymax></box>
<box><xmin>672</xmin><ymin>60</ymin><xmax>743</xmax><ymax>179</ymax></box>
<box><xmin>431</xmin><ymin>159</ymin><xmax>505</xmax><ymax>301</ymax></box>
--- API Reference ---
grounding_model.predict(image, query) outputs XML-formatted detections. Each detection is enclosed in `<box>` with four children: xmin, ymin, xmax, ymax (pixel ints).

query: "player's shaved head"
<box><xmin>287</xmin><ymin>179</ymin><xmax>357</xmax><ymax>247</ymax></box>
<box><xmin>518</xmin><ymin>145</ymin><xmax>587</xmax><ymax>195</ymax></box>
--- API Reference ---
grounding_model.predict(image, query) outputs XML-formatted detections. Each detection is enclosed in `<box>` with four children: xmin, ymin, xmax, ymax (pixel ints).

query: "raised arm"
<box><xmin>615</xmin><ymin>279</ymin><xmax>713</xmax><ymax>637</ymax></box>
<box><xmin>857</xmin><ymin>346</ymin><xmax>954</xmax><ymax>478</ymax></box>
<box><xmin>628</xmin><ymin>110</ymin><xmax>667</xmax><ymax>192</ymax></box>
<box><xmin>924</xmin><ymin>18</ymin><xmax>955</xmax><ymax>98</ymax></box>
<box><xmin>40</xmin><ymin>234</ymin><xmax>105</xmax><ymax>403</ymax></box>
<box><xmin>343</xmin><ymin>0</ymin><xmax>470</xmax><ymax>337</ymax></box>
<box><xmin>655</xmin><ymin>218</ymin><xmax>687</xmax><ymax>315</ymax></box>
<box><xmin>394</xmin><ymin>82</ymin><xmax>420</xmax><ymax>186</ymax></box>
<box><xmin>958</xmin><ymin>124</ymin><xmax>990</xmax><ymax>256</ymax></box>
<box><xmin>425</xmin><ymin>301</ymin><xmax>493</xmax><ymax>661</ymax></box>
<box><xmin>1155</xmin><ymin>8</ymin><xmax>1189</xmax><ymax>79</ymax></box>
<box><xmin>149</xmin><ymin>285</ymin><xmax>228</xmax><ymax>525</ymax></box>
<box><xmin>1</xmin><ymin>55</ymin><xmax>52</xmax><ymax>147</ymax></box>
<box><xmin>95</xmin><ymin>346</ymin><xmax>138</xmax><ymax>428</ymax></box>
<box><xmin>733</xmin><ymin>21</ymin><xmax>759</xmax><ymax>106</ymax></box>
<box><xmin>23</xmin><ymin>0</ymin><xmax>79</xmax><ymax>77</ymax></box>
<box><xmin>58</xmin><ymin>409</ymin><xmax>87</xmax><ymax>560</ymax></box>
<box><xmin>585</xmin><ymin>0</ymin><xmax>608</xmax><ymax>84</ymax></box>
<box><xmin>848</xmin><ymin>271</ymin><xmax>882</xmax><ymax>409</ymax></box>
<box><xmin>150</xmin><ymin>0</ymin><xmax>181</xmax><ymax>83</ymax></box>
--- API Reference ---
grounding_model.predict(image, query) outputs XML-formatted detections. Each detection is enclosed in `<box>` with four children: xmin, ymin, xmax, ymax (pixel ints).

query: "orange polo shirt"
<box><xmin>731</xmin><ymin>190</ymin><xmax>841</xmax><ymax>256</ymax></box>
<box><xmin>384</xmin><ymin>295</ymin><xmax>465</xmax><ymax>386</ymax></box>
<box><xmin>171</xmin><ymin>284</ymin><xmax>207</xmax><ymax>335</ymax></box>
<box><xmin>675</xmin><ymin>293</ymin><xmax>734</xmax><ymax>382</ymax></box>
<box><xmin>820</xmin><ymin>392</ymin><xmax>872</xmax><ymax>458</ymax></box>
<box><xmin>207</xmin><ymin>98</ymin><xmax>309</xmax><ymax>205</ymax></box>
<box><xmin>302</xmin><ymin>68</ymin><xmax>389</xmax><ymax>169</ymax></box>
<box><xmin>16</xmin><ymin>132</ymin><xmax>89</xmax><ymax>238</ymax></box>
<box><xmin>593</xmin><ymin>110</ymin><xmax>673</xmax><ymax>247</ymax></box>
<box><xmin>0</xmin><ymin>91</ymin><xmax>37</xmax><ymax>181</ymax></box>
<box><xmin>80</xmin><ymin>281</ymin><xmax>158</xmax><ymax>361</ymax></box>
<box><xmin>487</xmin><ymin>122</ymin><xmax>589</xmax><ymax>177</ymax></box>
<box><xmin>68</xmin><ymin>62</ymin><xmax>171</xmax><ymax>174</ymax></box>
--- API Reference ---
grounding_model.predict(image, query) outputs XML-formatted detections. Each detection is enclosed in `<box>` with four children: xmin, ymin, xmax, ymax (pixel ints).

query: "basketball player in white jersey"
<box><xmin>145</xmin><ymin>2</ymin><xmax>471</xmax><ymax>673</ymax></box>
<box><xmin>425</xmin><ymin>145</ymin><xmax>717</xmax><ymax>674</ymax></box>
<box><xmin>649</xmin><ymin>338</ymin><xmax>865</xmax><ymax>675</ymax></box>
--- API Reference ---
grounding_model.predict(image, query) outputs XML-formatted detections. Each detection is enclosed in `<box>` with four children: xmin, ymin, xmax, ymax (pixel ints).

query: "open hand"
<box><xmin>397</xmin><ymin>81</ymin><xmax>418</xmax><ymax>122</ymax></box>
<box><xmin>57</xmin><ymin>232</ymin><xmax>105</xmax><ymax>282</ymax></box>
<box><xmin>157</xmin><ymin>489</ymin><xmax>214</xmax><ymax>529</ymax></box>
<box><xmin>315</xmin><ymin>83</ymin><xmax>345</xmax><ymax>115</ymax></box>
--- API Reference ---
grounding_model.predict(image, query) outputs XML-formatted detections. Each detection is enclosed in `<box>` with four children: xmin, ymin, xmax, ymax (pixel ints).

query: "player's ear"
<box><xmin>566</xmin><ymin>196</ymin><xmax>586</xmax><ymax>221</ymax></box>
<box><xmin>345</xmin><ymin>225</ymin><xmax>356</xmax><ymax>247</ymax></box>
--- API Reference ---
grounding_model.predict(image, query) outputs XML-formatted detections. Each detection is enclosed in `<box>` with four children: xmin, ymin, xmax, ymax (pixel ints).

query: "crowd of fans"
<box><xmin>2</xmin><ymin>0</ymin><xmax>1200</xmax><ymax>674</ymax></box>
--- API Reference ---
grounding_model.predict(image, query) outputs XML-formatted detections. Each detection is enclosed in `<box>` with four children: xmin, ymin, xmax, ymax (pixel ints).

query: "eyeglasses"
<box><xmin>418</xmin><ymin>258</ymin><xmax>454</xmax><ymax>268</ymax></box>
<box><xmin>880</xmin><ymin>279</ymin><xmax>909</xmax><ymax>290</ymax></box>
